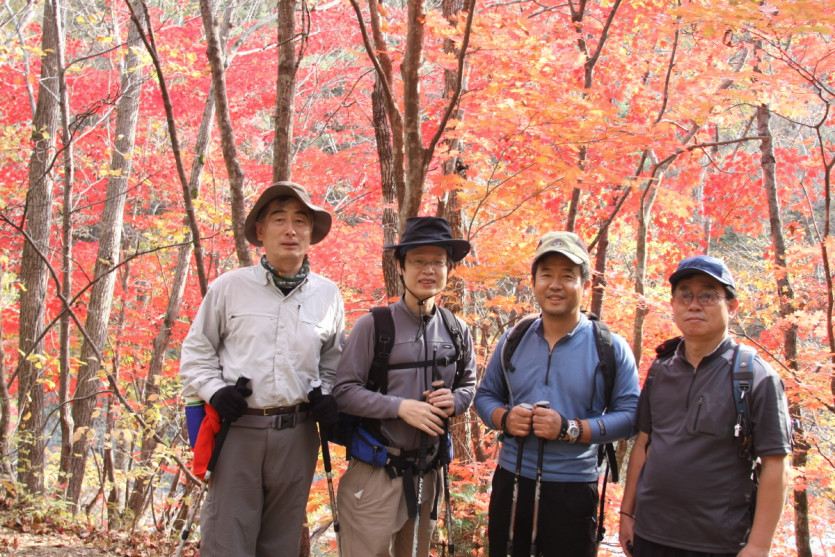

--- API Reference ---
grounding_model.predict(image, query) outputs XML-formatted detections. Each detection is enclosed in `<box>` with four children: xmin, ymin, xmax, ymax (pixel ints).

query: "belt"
<box><xmin>244</xmin><ymin>403</ymin><xmax>310</xmax><ymax>416</ymax></box>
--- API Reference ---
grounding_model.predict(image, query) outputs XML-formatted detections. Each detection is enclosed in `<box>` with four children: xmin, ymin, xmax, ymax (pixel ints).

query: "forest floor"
<box><xmin>0</xmin><ymin>518</ymin><xmax>191</xmax><ymax>557</ymax></box>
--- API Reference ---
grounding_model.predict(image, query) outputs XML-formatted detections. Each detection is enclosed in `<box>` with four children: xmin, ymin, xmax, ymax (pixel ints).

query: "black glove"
<box><xmin>210</xmin><ymin>385</ymin><xmax>248</xmax><ymax>421</ymax></box>
<box><xmin>308</xmin><ymin>389</ymin><xmax>339</xmax><ymax>429</ymax></box>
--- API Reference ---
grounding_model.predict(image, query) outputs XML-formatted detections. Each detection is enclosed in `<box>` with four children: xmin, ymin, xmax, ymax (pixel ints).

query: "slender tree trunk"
<box><xmin>564</xmin><ymin>0</ymin><xmax>624</xmax><ymax>231</ymax></box>
<box><xmin>632</xmin><ymin>171</ymin><xmax>660</xmax><ymax>367</ymax></box>
<box><xmin>17</xmin><ymin>0</ymin><xmax>61</xmax><ymax>494</ymax></box>
<box><xmin>757</xmin><ymin>103</ymin><xmax>809</xmax><ymax>557</ymax></box>
<box><xmin>56</xmin><ymin>0</ymin><xmax>75</xmax><ymax>494</ymax></box>
<box><xmin>200</xmin><ymin>0</ymin><xmax>250</xmax><ymax>267</ymax></box>
<box><xmin>590</xmin><ymin>228</ymin><xmax>608</xmax><ymax>319</ymax></box>
<box><xmin>273</xmin><ymin>0</ymin><xmax>298</xmax><ymax>183</ymax></box>
<box><xmin>65</xmin><ymin>0</ymin><xmax>146</xmax><ymax>509</ymax></box>
<box><xmin>373</xmin><ymin>76</ymin><xmax>400</xmax><ymax>299</ymax></box>
<box><xmin>0</xmin><ymin>273</ymin><xmax>11</xmax><ymax>477</ymax></box>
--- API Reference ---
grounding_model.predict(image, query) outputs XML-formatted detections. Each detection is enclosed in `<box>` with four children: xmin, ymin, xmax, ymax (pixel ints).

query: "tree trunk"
<box><xmin>17</xmin><ymin>0</ymin><xmax>61</xmax><ymax>494</ymax></box>
<box><xmin>65</xmin><ymin>0</ymin><xmax>146</xmax><ymax>509</ymax></box>
<box><xmin>631</xmin><ymin>171</ymin><xmax>659</xmax><ymax>368</ymax></box>
<box><xmin>757</xmin><ymin>102</ymin><xmax>809</xmax><ymax>557</ymax></box>
<box><xmin>590</xmin><ymin>227</ymin><xmax>608</xmax><ymax>319</ymax></box>
<box><xmin>373</xmin><ymin>76</ymin><xmax>400</xmax><ymax>299</ymax></box>
<box><xmin>273</xmin><ymin>0</ymin><xmax>299</xmax><ymax>183</ymax></box>
<box><xmin>201</xmin><ymin>0</ymin><xmax>250</xmax><ymax>267</ymax></box>
<box><xmin>0</xmin><ymin>273</ymin><xmax>11</xmax><ymax>477</ymax></box>
<box><xmin>56</xmin><ymin>0</ymin><xmax>75</xmax><ymax>495</ymax></box>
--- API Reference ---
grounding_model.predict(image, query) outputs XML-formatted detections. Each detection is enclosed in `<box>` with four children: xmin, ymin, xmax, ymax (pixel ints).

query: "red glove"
<box><xmin>192</xmin><ymin>404</ymin><xmax>221</xmax><ymax>480</ymax></box>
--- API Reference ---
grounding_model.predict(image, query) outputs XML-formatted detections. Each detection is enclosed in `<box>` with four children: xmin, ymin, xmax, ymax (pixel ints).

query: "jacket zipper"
<box><xmin>693</xmin><ymin>395</ymin><xmax>704</xmax><ymax>429</ymax></box>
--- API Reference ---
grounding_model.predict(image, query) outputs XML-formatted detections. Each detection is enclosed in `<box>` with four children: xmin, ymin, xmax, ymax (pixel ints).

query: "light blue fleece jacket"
<box><xmin>474</xmin><ymin>313</ymin><xmax>639</xmax><ymax>483</ymax></box>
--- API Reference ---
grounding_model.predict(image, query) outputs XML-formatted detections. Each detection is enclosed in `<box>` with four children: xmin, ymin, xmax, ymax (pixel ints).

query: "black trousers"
<box><xmin>488</xmin><ymin>465</ymin><xmax>599</xmax><ymax>557</ymax></box>
<box><xmin>633</xmin><ymin>535</ymin><xmax>738</xmax><ymax>557</ymax></box>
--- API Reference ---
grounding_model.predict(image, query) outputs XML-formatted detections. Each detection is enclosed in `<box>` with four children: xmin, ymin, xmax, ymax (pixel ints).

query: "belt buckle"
<box><xmin>275</xmin><ymin>412</ymin><xmax>297</xmax><ymax>430</ymax></box>
<box><xmin>260</xmin><ymin>407</ymin><xmax>278</xmax><ymax>416</ymax></box>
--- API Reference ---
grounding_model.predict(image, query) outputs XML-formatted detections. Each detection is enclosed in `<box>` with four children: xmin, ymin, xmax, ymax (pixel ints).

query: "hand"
<box><xmin>308</xmin><ymin>390</ymin><xmax>339</xmax><ymax>428</ymax></box>
<box><xmin>504</xmin><ymin>404</ymin><xmax>534</xmax><ymax>437</ymax></box>
<box><xmin>424</xmin><ymin>387</ymin><xmax>455</xmax><ymax>417</ymax></box>
<box><xmin>618</xmin><ymin>513</ymin><xmax>635</xmax><ymax>556</ymax></box>
<box><xmin>210</xmin><ymin>385</ymin><xmax>248</xmax><ymax>421</ymax></box>
<box><xmin>398</xmin><ymin>399</ymin><xmax>446</xmax><ymax>436</ymax></box>
<box><xmin>532</xmin><ymin>406</ymin><xmax>561</xmax><ymax>440</ymax></box>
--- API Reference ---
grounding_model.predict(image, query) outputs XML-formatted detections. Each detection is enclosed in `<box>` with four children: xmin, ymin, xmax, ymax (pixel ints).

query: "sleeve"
<box><xmin>473</xmin><ymin>333</ymin><xmax>511</xmax><ymax>430</ymax></box>
<box><xmin>332</xmin><ymin>313</ymin><xmax>402</xmax><ymax>420</ymax></box>
<box><xmin>636</xmin><ymin>384</ymin><xmax>652</xmax><ymax>434</ymax></box>
<box><xmin>318</xmin><ymin>285</ymin><xmax>346</xmax><ymax>394</ymax></box>
<box><xmin>451</xmin><ymin>316</ymin><xmax>477</xmax><ymax>417</ymax></box>
<box><xmin>589</xmin><ymin>334</ymin><xmax>640</xmax><ymax>443</ymax></box>
<box><xmin>750</xmin><ymin>357</ymin><xmax>793</xmax><ymax>458</ymax></box>
<box><xmin>180</xmin><ymin>283</ymin><xmax>229</xmax><ymax>405</ymax></box>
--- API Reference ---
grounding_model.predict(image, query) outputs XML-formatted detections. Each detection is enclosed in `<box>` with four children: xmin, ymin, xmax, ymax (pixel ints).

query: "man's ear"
<box><xmin>728</xmin><ymin>297</ymin><xmax>740</xmax><ymax>314</ymax></box>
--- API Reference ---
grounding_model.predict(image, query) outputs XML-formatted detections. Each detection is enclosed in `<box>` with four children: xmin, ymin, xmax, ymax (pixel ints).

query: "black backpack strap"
<box><xmin>367</xmin><ymin>307</ymin><xmax>395</xmax><ymax>394</ymax></box>
<box><xmin>437</xmin><ymin>307</ymin><xmax>466</xmax><ymax>390</ymax></box>
<box><xmin>645</xmin><ymin>336</ymin><xmax>683</xmax><ymax>442</ymax></box>
<box><xmin>732</xmin><ymin>344</ymin><xmax>756</xmax><ymax>461</ymax></box>
<box><xmin>499</xmin><ymin>314</ymin><xmax>539</xmax><ymax>406</ymax></box>
<box><xmin>588</xmin><ymin>317</ymin><xmax>616</xmax><ymax>411</ymax></box>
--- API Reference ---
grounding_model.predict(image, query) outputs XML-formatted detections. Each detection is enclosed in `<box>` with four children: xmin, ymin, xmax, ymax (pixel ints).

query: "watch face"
<box><xmin>568</xmin><ymin>422</ymin><xmax>580</xmax><ymax>437</ymax></box>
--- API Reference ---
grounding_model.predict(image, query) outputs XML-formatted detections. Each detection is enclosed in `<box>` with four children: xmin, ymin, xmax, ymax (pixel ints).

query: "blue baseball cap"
<box><xmin>669</xmin><ymin>255</ymin><xmax>736</xmax><ymax>295</ymax></box>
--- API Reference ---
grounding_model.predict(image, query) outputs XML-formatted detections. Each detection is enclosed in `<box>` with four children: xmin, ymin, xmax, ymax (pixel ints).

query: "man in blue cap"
<box><xmin>619</xmin><ymin>255</ymin><xmax>792</xmax><ymax>557</ymax></box>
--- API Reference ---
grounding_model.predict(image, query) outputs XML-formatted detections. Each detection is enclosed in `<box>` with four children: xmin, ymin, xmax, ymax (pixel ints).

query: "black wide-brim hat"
<box><xmin>244</xmin><ymin>182</ymin><xmax>332</xmax><ymax>246</ymax></box>
<box><xmin>384</xmin><ymin>216</ymin><xmax>471</xmax><ymax>262</ymax></box>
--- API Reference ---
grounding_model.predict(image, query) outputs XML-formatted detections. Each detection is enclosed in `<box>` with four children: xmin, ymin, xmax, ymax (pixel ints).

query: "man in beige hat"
<box><xmin>180</xmin><ymin>182</ymin><xmax>345</xmax><ymax>557</ymax></box>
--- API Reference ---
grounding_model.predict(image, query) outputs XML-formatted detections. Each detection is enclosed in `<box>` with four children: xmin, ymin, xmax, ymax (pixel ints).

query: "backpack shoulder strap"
<box><xmin>501</xmin><ymin>314</ymin><xmax>539</xmax><ymax>374</ymax></box>
<box><xmin>732</xmin><ymin>343</ymin><xmax>756</xmax><ymax>461</ymax></box>
<box><xmin>646</xmin><ymin>336</ymin><xmax>682</xmax><ymax>387</ymax></box>
<box><xmin>587</xmin><ymin>315</ymin><xmax>616</xmax><ymax>410</ymax></box>
<box><xmin>644</xmin><ymin>336</ymin><xmax>682</xmax><ymax>440</ymax></box>
<box><xmin>367</xmin><ymin>307</ymin><xmax>395</xmax><ymax>394</ymax></box>
<box><xmin>437</xmin><ymin>306</ymin><xmax>467</xmax><ymax>390</ymax></box>
<box><xmin>499</xmin><ymin>314</ymin><xmax>539</xmax><ymax>407</ymax></box>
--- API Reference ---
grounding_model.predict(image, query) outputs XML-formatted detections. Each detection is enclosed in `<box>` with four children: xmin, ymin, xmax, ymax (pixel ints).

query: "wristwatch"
<box><xmin>566</xmin><ymin>419</ymin><xmax>580</xmax><ymax>444</ymax></box>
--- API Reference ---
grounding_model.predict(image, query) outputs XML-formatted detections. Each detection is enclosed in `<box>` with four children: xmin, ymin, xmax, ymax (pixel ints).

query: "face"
<box><xmin>255</xmin><ymin>197</ymin><xmax>313</xmax><ymax>273</ymax></box>
<box><xmin>671</xmin><ymin>274</ymin><xmax>739</xmax><ymax>343</ymax></box>
<box><xmin>532</xmin><ymin>253</ymin><xmax>590</xmax><ymax>320</ymax></box>
<box><xmin>399</xmin><ymin>245</ymin><xmax>450</xmax><ymax>302</ymax></box>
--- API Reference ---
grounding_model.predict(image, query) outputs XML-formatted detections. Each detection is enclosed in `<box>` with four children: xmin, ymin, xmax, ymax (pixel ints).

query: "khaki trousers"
<box><xmin>338</xmin><ymin>458</ymin><xmax>440</xmax><ymax>557</ymax></box>
<box><xmin>199</xmin><ymin>419</ymin><xmax>319</xmax><ymax>557</ymax></box>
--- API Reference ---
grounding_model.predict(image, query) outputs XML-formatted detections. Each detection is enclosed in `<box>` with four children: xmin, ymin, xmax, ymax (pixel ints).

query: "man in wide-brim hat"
<box><xmin>333</xmin><ymin>216</ymin><xmax>477</xmax><ymax>556</ymax></box>
<box><xmin>180</xmin><ymin>182</ymin><xmax>345</xmax><ymax>557</ymax></box>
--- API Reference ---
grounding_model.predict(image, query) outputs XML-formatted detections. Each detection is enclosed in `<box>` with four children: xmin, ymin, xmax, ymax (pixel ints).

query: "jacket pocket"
<box><xmin>686</xmin><ymin>392</ymin><xmax>727</xmax><ymax>438</ymax></box>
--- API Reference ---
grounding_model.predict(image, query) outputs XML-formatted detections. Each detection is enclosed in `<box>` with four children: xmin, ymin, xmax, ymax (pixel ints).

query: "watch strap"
<box><xmin>556</xmin><ymin>412</ymin><xmax>568</xmax><ymax>441</ymax></box>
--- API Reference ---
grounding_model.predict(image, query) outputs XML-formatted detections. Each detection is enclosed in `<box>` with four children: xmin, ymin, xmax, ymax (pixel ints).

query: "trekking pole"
<box><xmin>441</xmin><ymin>400</ymin><xmax>454</xmax><ymax>555</ymax></box>
<box><xmin>507</xmin><ymin>402</ymin><xmax>533</xmax><ymax>557</ymax></box>
<box><xmin>310</xmin><ymin>379</ymin><xmax>342</xmax><ymax>557</ymax></box>
<box><xmin>529</xmin><ymin>401</ymin><xmax>550</xmax><ymax>557</ymax></box>
<box><xmin>412</xmin><ymin>378</ymin><xmax>445</xmax><ymax>557</ymax></box>
<box><xmin>175</xmin><ymin>376</ymin><xmax>250</xmax><ymax>557</ymax></box>
<box><xmin>412</xmin><ymin>429</ymin><xmax>429</xmax><ymax>557</ymax></box>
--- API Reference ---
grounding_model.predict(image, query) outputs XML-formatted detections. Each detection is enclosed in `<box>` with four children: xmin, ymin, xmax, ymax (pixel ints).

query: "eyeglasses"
<box><xmin>406</xmin><ymin>259</ymin><xmax>448</xmax><ymax>271</ymax></box>
<box><xmin>673</xmin><ymin>290</ymin><xmax>726</xmax><ymax>306</ymax></box>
